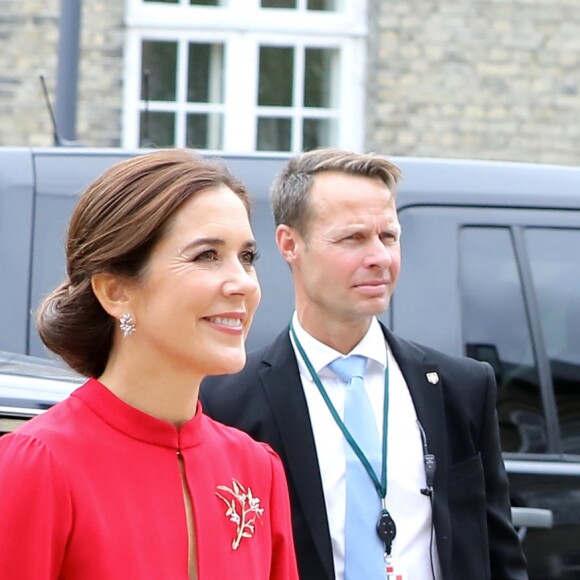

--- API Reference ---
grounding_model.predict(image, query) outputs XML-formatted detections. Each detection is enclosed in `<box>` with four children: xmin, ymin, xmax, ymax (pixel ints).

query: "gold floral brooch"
<box><xmin>216</xmin><ymin>479</ymin><xmax>264</xmax><ymax>550</ymax></box>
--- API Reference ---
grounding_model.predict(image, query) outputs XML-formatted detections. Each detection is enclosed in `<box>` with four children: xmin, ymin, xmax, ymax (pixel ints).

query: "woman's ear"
<box><xmin>91</xmin><ymin>273</ymin><xmax>132</xmax><ymax>319</ymax></box>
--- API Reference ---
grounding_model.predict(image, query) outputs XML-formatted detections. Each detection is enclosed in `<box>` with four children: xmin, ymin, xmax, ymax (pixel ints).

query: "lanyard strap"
<box><xmin>289</xmin><ymin>322</ymin><xmax>389</xmax><ymax>499</ymax></box>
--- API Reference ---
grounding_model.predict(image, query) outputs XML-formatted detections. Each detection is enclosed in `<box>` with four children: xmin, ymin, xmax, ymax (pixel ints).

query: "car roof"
<box><xmin>392</xmin><ymin>156</ymin><xmax>580</xmax><ymax>210</ymax></box>
<box><xmin>26</xmin><ymin>147</ymin><xmax>580</xmax><ymax>210</ymax></box>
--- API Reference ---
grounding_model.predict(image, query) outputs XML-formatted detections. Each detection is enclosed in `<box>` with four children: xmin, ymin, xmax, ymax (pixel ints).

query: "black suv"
<box><xmin>387</xmin><ymin>158</ymin><xmax>580</xmax><ymax>579</ymax></box>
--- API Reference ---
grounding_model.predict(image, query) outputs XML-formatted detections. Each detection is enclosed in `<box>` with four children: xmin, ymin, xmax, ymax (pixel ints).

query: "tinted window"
<box><xmin>526</xmin><ymin>228</ymin><xmax>580</xmax><ymax>455</ymax></box>
<box><xmin>460</xmin><ymin>227</ymin><xmax>546</xmax><ymax>453</ymax></box>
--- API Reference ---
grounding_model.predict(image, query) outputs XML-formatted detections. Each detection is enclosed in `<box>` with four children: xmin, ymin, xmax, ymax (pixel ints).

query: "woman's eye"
<box><xmin>193</xmin><ymin>249</ymin><xmax>218</xmax><ymax>262</ymax></box>
<box><xmin>240</xmin><ymin>249</ymin><xmax>259</xmax><ymax>266</ymax></box>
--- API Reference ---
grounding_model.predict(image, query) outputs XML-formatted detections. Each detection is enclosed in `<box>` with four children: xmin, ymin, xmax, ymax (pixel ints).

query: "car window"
<box><xmin>460</xmin><ymin>226</ymin><xmax>547</xmax><ymax>454</ymax></box>
<box><xmin>526</xmin><ymin>228</ymin><xmax>580</xmax><ymax>455</ymax></box>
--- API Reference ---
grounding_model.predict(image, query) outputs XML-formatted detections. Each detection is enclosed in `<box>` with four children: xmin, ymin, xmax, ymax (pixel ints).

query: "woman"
<box><xmin>0</xmin><ymin>149</ymin><xmax>298</xmax><ymax>579</ymax></box>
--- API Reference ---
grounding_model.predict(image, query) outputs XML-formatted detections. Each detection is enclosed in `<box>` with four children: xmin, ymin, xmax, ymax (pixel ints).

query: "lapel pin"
<box><xmin>426</xmin><ymin>372</ymin><xmax>439</xmax><ymax>385</ymax></box>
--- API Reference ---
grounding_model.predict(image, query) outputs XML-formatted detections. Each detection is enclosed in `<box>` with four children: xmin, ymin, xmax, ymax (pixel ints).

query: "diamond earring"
<box><xmin>119</xmin><ymin>313</ymin><xmax>136</xmax><ymax>337</ymax></box>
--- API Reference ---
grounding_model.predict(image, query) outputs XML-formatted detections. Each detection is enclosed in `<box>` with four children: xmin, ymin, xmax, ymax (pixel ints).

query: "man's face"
<box><xmin>280</xmin><ymin>171</ymin><xmax>401</xmax><ymax>345</ymax></box>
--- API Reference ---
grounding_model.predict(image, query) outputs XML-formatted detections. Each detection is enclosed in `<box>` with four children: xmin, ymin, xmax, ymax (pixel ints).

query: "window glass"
<box><xmin>186</xmin><ymin>113</ymin><xmax>223</xmax><ymax>149</ymax></box>
<box><xmin>460</xmin><ymin>227</ymin><xmax>546</xmax><ymax>453</ymax></box>
<box><xmin>258</xmin><ymin>47</ymin><xmax>294</xmax><ymax>107</ymax></box>
<box><xmin>187</xmin><ymin>43</ymin><xmax>224</xmax><ymax>103</ymax></box>
<box><xmin>257</xmin><ymin>117</ymin><xmax>291</xmax><ymax>151</ymax></box>
<box><xmin>304</xmin><ymin>48</ymin><xmax>335</xmax><ymax>108</ymax></box>
<box><xmin>261</xmin><ymin>0</ymin><xmax>297</xmax><ymax>8</ymax></box>
<box><xmin>526</xmin><ymin>228</ymin><xmax>580</xmax><ymax>454</ymax></box>
<box><xmin>139</xmin><ymin>111</ymin><xmax>175</xmax><ymax>147</ymax></box>
<box><xmin>261</xmin><ymin>0</ymin><xmax>336</xmax><ymax>9</ymax></box>
<box><xmin>308</xmin><ymin>0</ymin><xmax>336</xmax><ymax>10</ymax></box>
<box><xmin>303</xmin><ymin>118</ymin><xmax>333</xmax><ymax>149</ymax></box>
<box><xmin>141</xmin><ymin>41</ymin><xmax>177</xmax><ymax>101</ymax></box>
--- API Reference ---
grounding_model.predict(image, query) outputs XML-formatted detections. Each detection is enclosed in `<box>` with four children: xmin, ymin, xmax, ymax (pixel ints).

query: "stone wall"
<box><xmin>0</xmin><ymin>0</ymin><xmax>124</xmax><ymax>147</ymax></box>
<box><xmin>366</xmin><ymin>0</ymin><xmax>580</xmax><ymax>165</ymax></box>
<box><xmin>2</xmin><ymin>1</ymin><xmax>580</xmax><ymax>164</ymax></box>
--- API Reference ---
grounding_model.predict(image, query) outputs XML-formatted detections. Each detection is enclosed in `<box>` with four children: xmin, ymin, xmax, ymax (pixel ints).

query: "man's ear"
<box><xmin>276</xmin><ymin>224</ymin><xmax>301</xmax><ymax>265</ymax></box>
<box><xmin>91</xmin><ymin>273</ymin><xmax>132</xmax><ymax>319</ymax></box>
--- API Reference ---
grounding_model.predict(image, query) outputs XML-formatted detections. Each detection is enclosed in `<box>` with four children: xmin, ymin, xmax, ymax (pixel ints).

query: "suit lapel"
<box><xmin>381</xmin><ymin>325</ymin><xmax>452</xmax><ymax>577</ymax></box>
<box><xmin>259</xmin><ymin>330</ymin><xmax>335</xmax><ymax>580</ymax></box>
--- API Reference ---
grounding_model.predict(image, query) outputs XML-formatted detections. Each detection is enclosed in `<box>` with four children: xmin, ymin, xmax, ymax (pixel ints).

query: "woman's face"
<box><xmin>124</xmin><ymin>185</ymin><xmax>261</xmax><ymax>378</ymax></box>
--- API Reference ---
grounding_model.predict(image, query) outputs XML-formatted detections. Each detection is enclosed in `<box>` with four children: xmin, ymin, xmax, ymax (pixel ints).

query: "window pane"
<box><xmin>261</xmin><ymin>0</ymin><xmax>296</xmax><ymax>7</ymax></box>
<box><xmin>307</xmin><ymin>0</ymin><xmax>336</xmax><ymax>10</ymax></box>
<box><xmin>188</xmin><ymin>43</ymin><xmax>224</xmax><ymax>103</ymax></box>
<box><xmin>144</xmin><ymin>0</ymin><xmax>178</xmax><ymax>3</ymax></box>
<box><xmin>526</xmin><ymin>228</ymin><xmax>580</xmax><ymax>454</ymax></box>
<box><xmin>460</xmin><ymin>227</ymin><xmax>546</xmax><ymax>453</ymax></box>
<box><xmin>140</xmin><ymin>111</ymin><xmax>175</xmax><ymax>147</ymax></box>
<box><xmin>303</xmin><ymin>118</ymin><xmax>334</xmax><ymax>150</ymax></box>
<box><xmin>187</xmin><ymin>113</ymin><xmax>223</xmax><ymax>149</ymax></box>
<box><xmin>141</xmin><ymin>41</ymin><xmax>177</xmax><ymax>101</ymax></box>
<box><xmin>190</xmin><ymin>0</ymin><xmax>220</xmax><ymax>5</ymax></box>
<box><xmin>258</xmin><ymin>46</ymin><xmax>294</xmax><ymax>107</ymax></box>
<box><xmin>304</xmin><ymin>48</ymin><xmax>336</xmax><ymax>108</ymax></box>
<box><xmin>257</xmin><ymin>117</ymin><xmax>292</xmax><ymax>151</ymax></box>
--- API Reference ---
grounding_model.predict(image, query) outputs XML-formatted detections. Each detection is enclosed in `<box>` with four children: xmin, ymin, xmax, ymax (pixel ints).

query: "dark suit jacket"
<box><xmin>201</xmin><ymin>324</ymin><xmax>528</xmax><ymax>580</ymax></box>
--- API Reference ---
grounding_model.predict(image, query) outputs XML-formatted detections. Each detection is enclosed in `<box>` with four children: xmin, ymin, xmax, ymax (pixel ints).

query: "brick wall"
<box><xmin>366</xmin><ymin>0</ymin><xmax>580</xmax><ymax>164</ymax></box>
<box><xmin>0</xmin><ymin>0</ymin><xmax>124</xmax><ymax>147</ymax></box>
<box><xmin>0</xmin><ymin>1</ymin><xmax>59</xmax><ymax>146</ymax></box>
<box><xmin>2</xmin><ymin>1</ymin><xmax>579</xmax><ymax>164</ymax></box>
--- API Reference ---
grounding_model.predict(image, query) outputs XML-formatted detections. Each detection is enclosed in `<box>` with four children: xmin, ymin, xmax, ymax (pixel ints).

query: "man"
<box><xmin>201</xmin><ymin>149</ymin><xmax>527</xmax><ymax>579</ymax></box>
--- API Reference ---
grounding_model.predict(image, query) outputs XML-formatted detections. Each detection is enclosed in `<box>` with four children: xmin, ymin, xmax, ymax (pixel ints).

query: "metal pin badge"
<box><xmin>426</xmin><ymin>372</ymin><xmax>439</xmax><ymax>385</ymax></box>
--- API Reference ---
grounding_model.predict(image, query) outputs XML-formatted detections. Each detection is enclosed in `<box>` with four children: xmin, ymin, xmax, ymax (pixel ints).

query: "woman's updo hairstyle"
<box><xmin>36</xmin><ymin>149</ymin><xmax>250</xmax><ymax>377</ymax></box>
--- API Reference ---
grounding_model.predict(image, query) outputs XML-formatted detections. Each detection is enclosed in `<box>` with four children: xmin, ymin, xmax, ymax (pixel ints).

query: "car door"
<box><xmin>393</xmin><ymin>205</ymin><xmax>580</xmax><ymax>580</ymax></box>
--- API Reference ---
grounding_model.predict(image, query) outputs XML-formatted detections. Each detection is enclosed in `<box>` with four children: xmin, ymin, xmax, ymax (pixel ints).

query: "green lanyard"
<box><xmin>289</xmin><ymin>322</ymin><xmax>389</xmax><ymax>500</ymax></box>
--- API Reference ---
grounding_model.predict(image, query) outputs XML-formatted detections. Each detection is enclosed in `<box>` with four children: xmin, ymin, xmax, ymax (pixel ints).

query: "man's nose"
<box><xmin>364</xmin><ymin>238</ymin><xmax>393</xmax><ymax>268</ymax></box>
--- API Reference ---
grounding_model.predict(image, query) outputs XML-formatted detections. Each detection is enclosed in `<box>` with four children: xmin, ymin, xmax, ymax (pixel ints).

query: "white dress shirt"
<box><xmin>290</xmin><ymin>314</ymin><xmax>441</xmax><ymax>579</ymax></box>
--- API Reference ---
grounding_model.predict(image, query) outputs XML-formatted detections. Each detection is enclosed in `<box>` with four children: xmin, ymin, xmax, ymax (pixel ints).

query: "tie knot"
<box><xmin>328</xmin><ymin>355</ymin><xmax>367</xmax><ymax>384</ymax></box>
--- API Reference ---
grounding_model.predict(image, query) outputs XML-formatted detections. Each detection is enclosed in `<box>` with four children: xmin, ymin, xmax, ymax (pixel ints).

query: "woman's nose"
<box><xmin>222</xmin><ymin>261</ymin><xmax>261</xmax><ymax>297</ymax></box>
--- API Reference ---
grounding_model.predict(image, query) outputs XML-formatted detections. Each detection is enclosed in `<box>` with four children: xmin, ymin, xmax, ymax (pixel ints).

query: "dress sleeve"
<box><xmin>0</xmin><ymin>432</ymin><xmax>72</xmax><ymax>579</ymax></box>
<box><xmin>264</xmin><ymin>445</ymin><xmax>300</xmax><ymax>580</ymax></box>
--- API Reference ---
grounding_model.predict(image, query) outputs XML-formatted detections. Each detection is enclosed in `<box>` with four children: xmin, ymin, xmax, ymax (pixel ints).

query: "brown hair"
<box><xmin>36</xmin><ymin>149</ymin><xmax>250</xmax><ymax>377</ymax></box>
<box><xmin>270</xmin><ymin>148</ymin><xmax>402</xmax><ymax>238</ymax></box>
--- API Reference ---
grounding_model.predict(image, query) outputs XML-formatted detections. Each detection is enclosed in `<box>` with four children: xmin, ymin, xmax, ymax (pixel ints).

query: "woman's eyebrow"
<box><xmin>179</xmin><ymin>237</ymin><xmax>257</xmax><ymax>254</ymax></box>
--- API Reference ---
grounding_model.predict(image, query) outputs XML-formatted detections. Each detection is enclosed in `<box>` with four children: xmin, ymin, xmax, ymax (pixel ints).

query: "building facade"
<box><xmin>1</xmin><ymin>0</ymin><xmax>579</xmax><ymax>165</ymax></box>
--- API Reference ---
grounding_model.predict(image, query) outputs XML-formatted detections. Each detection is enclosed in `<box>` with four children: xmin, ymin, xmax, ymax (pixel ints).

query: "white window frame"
<box><xmin>123</xmin><ymin>0</ymin><xmax>367</xmax><ymax>153</ymax></box>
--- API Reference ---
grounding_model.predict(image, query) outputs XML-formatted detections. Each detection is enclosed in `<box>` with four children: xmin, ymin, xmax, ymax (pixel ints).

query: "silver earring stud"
<box><xmin>119</xmin><ymin>313</ymin><xmax>136</xmax><ymax>337</ymax></box>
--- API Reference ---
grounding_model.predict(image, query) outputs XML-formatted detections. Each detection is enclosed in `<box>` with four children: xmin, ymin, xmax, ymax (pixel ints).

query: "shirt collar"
<box><xmin>290</xmin><ymin>312</ymin><xmax>387</xmax><ymax>377</ymax></box>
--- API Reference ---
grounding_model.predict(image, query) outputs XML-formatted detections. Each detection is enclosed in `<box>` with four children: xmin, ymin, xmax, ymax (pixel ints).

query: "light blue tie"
<box><xmin>328</xmin><ymin>355</ymin><xmax>384</xmax><ymax>579</ymax></box>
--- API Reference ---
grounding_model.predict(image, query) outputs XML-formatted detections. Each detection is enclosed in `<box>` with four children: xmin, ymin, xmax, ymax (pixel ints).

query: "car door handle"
<box><xmin>511</xmin><ymin>507</ymin><xmax>553</xmax><ymax>529</ymax></box>
<box><xmin>511</xmin><ymin>507</ymin><xmax>553</xmax><ymax>541</ymax></box>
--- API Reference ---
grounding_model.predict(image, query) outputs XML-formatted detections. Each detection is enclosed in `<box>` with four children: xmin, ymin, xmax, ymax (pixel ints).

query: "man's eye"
<box><xmin>380</xmin><ymin>232</ymin><xmax>399</xmax><ymax>244</ymax></box>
